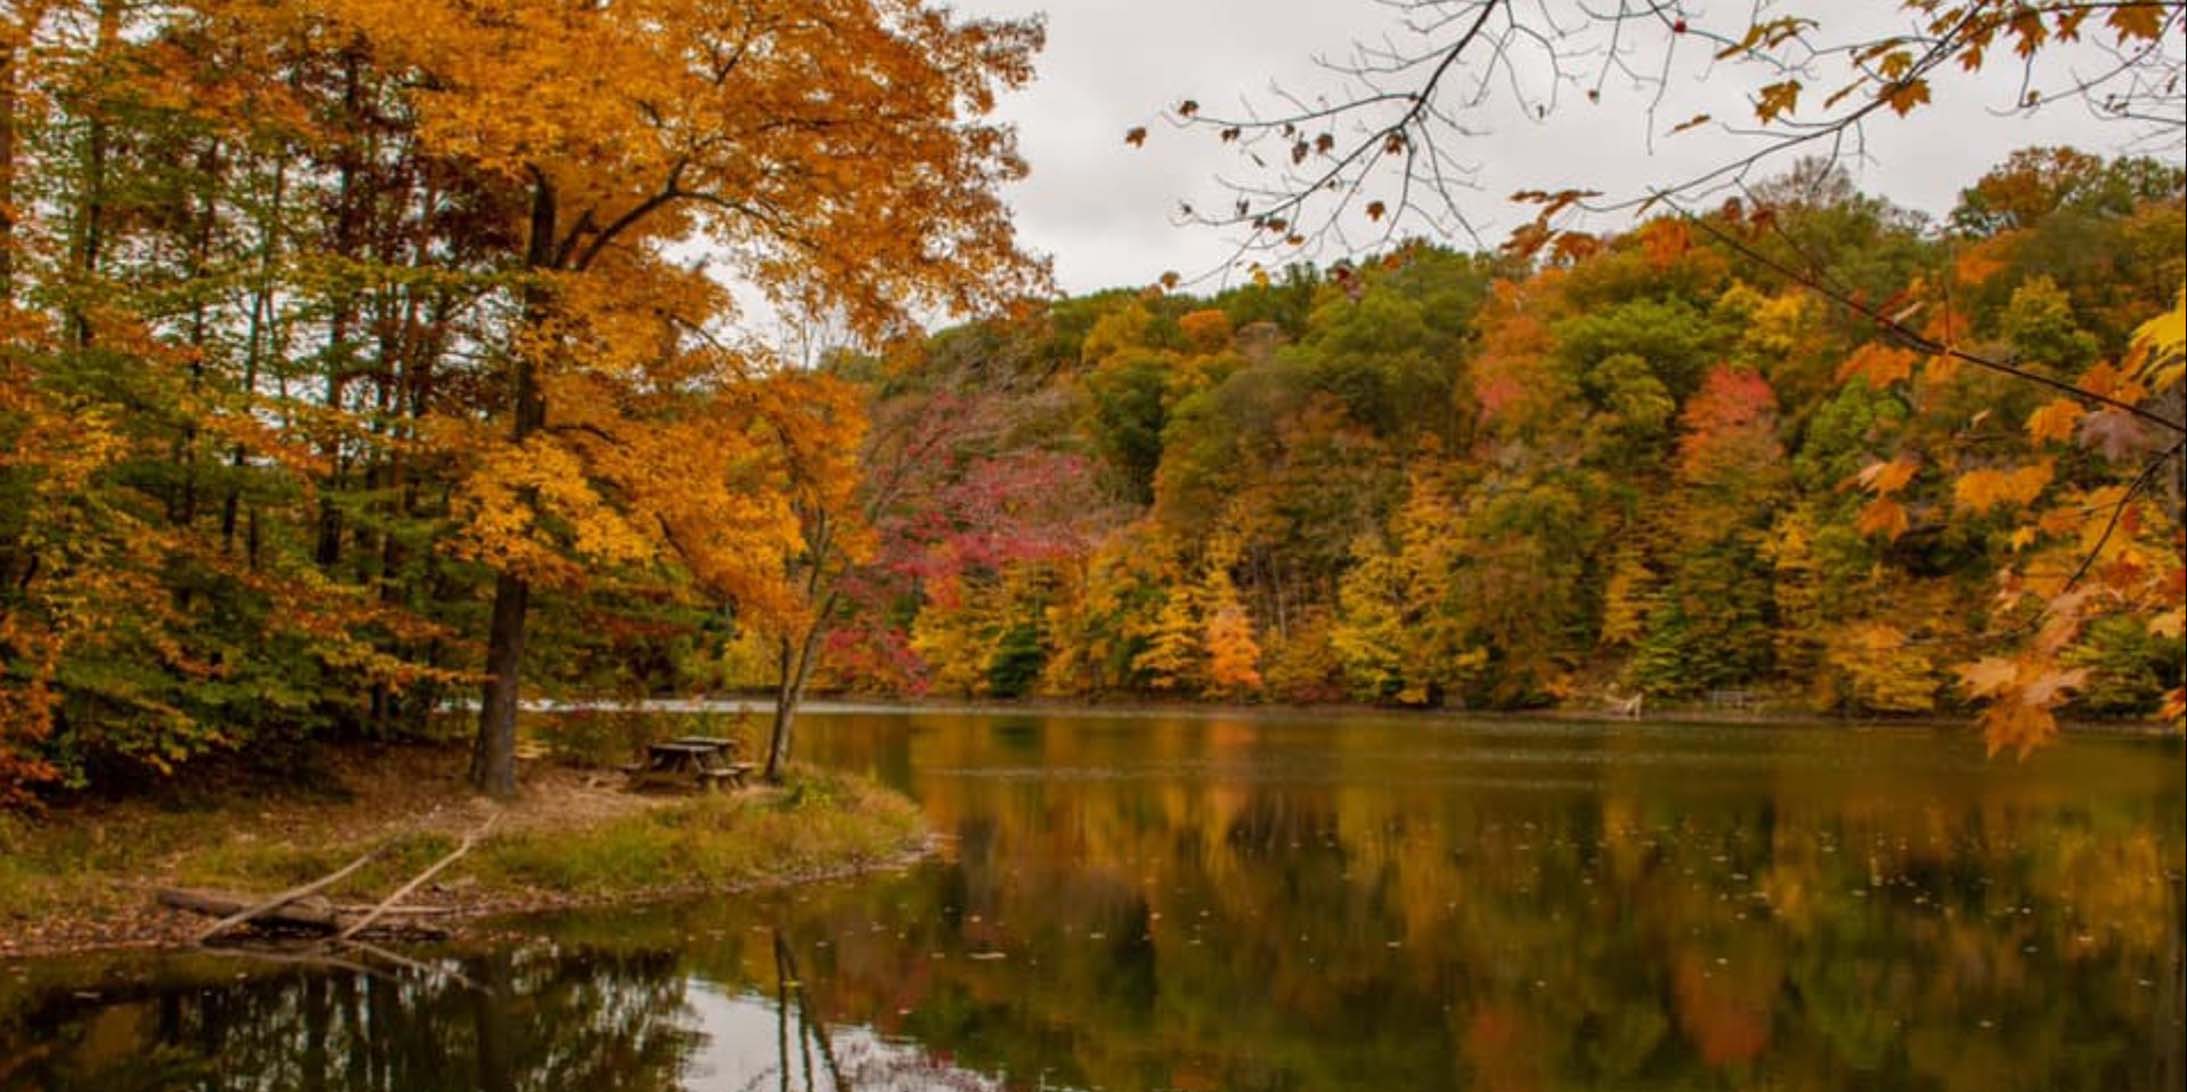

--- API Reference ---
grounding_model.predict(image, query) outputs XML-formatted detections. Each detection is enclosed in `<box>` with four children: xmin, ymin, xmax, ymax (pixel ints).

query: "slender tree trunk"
<box><xmin>0</xmin><ymin>32</ymin><xmax>16</xmax><ymax>305</ymax></box>
<box><xmin>0</xmin><ymin>31</ymin><xmax>19</xmax><ymax>595</ymax></box>
<box><xmin>764</xmin><ymin>516</ymin><xmax>836</xmax><ymax>783</ymax></box>
<box><xmin>175</xmin><ymin>143</ymin><xmax>222</xmax><ymax>530</ymax></box>
<box><xmin>470</xmin><ymin>175</ymin><xmax>556</xmax><ymax>797</ymax></box>
<box><xmin>315</xmin><ymin>56</ymin><xmax>365</xmax><ymax>572</ymax></box>
<box><xmin>765</xmin><ymin>638</ymin><xmax>798</xmax><ymax>783</ymax></box>
<box><xmin>224</xmin><ymin>163</ymin><xmax>282</xmax><ymax>551</ymax></box>
<box><xmin>764</xmin><ymin>615</ymin><xmax>829</xmax><ymax>782</ymax></box>
<box><xmin>69</xmin><ymin>1</ymin><xmax>122</xmax><ymax>350</ymax></box>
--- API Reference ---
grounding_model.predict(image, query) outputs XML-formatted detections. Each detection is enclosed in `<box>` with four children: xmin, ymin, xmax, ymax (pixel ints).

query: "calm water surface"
<box><xmin>5</xmin><ymin>712</ymin><xmax>2183</xmax><ymax>1091</ymax></box>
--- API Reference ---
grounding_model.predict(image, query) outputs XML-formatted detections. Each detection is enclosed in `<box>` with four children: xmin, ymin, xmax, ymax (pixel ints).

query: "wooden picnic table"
<box><xmin>667</xmin><ymin>735</ymin><xmax>739</xmax><ymax>749</ymax></box>
<box><xmin>623</xmin><ymin>737</ymin><xmax>753</xmax><ymax>792</ymax></box>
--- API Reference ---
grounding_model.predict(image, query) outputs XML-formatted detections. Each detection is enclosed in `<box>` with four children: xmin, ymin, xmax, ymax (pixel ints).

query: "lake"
<box><xmin>4</xmin><ymin>711</ymin><xmax>2182</xmax><ymax>1090</ymax></box>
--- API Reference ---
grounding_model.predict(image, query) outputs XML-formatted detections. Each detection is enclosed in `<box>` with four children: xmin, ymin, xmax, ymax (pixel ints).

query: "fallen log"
<box><xmin>158</xmin><ymin>888</ymin><xmax>450</xmax><ymax>940</ymax></box>
<box><xmin>190</xmin><ymin>845</ymin><xmax>384</xmax><ymax>944</ymax></box>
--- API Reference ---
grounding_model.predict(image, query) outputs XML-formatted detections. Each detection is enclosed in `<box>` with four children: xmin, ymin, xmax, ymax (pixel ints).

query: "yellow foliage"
<box><xmin>2022</xmin><ymin>399</ymin><xmax>2084</xmax><ymax>444</ymax></box>
<box><xmin>1822</xmin><ymin>623</ymin><xmax>1936</xmax><ymax>713</ymax></box>
<box><xmin>2127</xmin><ymin>287</ymin><xmax>2185</xmax><ymax>393</ymax></box>
<box><xmin>1952</xmin><ymin>461</ymin><xmax>2053</xmax><ymax>514</ymax></box>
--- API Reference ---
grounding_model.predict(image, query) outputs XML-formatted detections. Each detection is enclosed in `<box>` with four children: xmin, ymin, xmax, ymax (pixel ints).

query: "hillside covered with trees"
<box><xmin>726</xmin><ymin>150</ymin><xmax>2185</xmax><ymax>739</ymax></box>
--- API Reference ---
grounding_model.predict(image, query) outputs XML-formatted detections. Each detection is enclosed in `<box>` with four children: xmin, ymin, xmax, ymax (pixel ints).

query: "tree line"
<box><xmin>759</xmin><ymin>149</ymin><xmax>2184</xmax><ymax>758</ymax></box>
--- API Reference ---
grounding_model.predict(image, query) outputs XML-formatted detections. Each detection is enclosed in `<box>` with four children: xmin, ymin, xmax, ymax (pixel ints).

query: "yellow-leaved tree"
<box><xmin>292</xmin><ymin>0</ymin><xmax>1048</xmax><ymax>794</ymax></box>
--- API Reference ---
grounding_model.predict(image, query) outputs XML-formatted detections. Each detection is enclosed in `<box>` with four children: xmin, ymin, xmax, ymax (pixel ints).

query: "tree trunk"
<box><xmin>764</xmin><ymin>617</ymin><xmax>827</xmax><ymax>783</ymax></box>
<box><xmin>764</xmin><ymin>639</ymin><xmax>798</xmax><ymax>783</ymax></box>
<box><xmin>1</xmin><ymin>33</ymin><xmax>16</xmax><ymax>305</ymax></box>
<box><xmin>0</xmin><ymin>34</ymin><xmax>17</xmax><ymax>597</ymax></box>
<box><xmin>470</xmin><ymin>570</ymin><xmax>529</xmax><ymax>797</ymax></box>
<box><xmin>223</xmin><ymin>163</ymin><xmax>281</xmax><ymax>552</ymax></box>
<box><xmin>470</xmin><ymin>174</ymin><xmax>556</xmax><ymax>797</ymax></box>
<box><xmin>69</xmin><ymin>1</ymin><xmax>122</xmax><ymax>350</ymax></box>
<box><xmin>315</xmin><ymin>55</ymin><xmax>364</xmax><ymax>573</ymax></box>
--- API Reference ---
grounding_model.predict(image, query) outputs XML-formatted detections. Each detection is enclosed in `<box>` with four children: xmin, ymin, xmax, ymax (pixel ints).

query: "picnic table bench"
<box><xmin>621</xmin><ymin>736</ymin><xmax>754</xmax><ymax>792</ymax></box>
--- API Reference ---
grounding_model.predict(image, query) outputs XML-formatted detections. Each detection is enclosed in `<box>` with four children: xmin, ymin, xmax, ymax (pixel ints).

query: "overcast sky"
<box><xmin>952</xmin><ymin>0</ymin><xmax>2179</xmax><ymax>297</ymax></box>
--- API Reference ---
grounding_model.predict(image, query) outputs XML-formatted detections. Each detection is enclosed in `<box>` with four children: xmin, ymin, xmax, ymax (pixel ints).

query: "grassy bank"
<box><xmin>0</xmin><ymin>743</ymin><xmax>927</xmax><ymax>959</ymax></box>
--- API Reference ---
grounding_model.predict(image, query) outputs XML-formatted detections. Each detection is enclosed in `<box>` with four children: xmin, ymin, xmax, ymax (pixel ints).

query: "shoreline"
<box><xmin>1</xmin><ymin>842</ymin><xmax>939</xmax><ymax>964</ymax></box>
<box><xmin>530</xmin><ymin>693</ymin><xmax>2183</xmax><ymax>738</ymax></box>
<box><xmin>0</xmin><ymin>744</ymin><xmax>931</xmax><ymax>962</ymax></box>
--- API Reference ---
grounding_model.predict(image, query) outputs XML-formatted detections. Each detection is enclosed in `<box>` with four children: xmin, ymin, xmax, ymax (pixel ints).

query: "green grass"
<box><xmin>2</xmin><ymin>765</ymin><xmax>925</xmax><ymax>951</ymax></box>
<box><xmin>479</xmin><ymin>771</ymin><xmax>922</xmax><ymax>897</ymax></box>
<box><xmin>0</xmin><ymin>808</ymin><xmax>222</xmax><ymax>920</ymax></box>
<box><xmin>169</xmin><ymin>829</ymin><xmax>470</xmax><ymax>900</ymax></box>
<box><xmin>162</xmin><ymin>771</ymin><xmax>925</xmax><ymax>903</ymax></box>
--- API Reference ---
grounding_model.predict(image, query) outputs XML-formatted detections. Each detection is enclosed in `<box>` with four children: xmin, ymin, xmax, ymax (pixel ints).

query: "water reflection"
<box><xmin>4</xmin><ymin>714</ymin><xmax>2182</xmax><ymax>1091</ymax></box>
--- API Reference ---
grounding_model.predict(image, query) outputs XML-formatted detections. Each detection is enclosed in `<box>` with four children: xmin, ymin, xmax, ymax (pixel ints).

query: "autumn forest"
<box><xmin>0</xmin><ymin>0</ymin><xmax>2183</xmax><ymax>1088</ymax></box>
<box><xmin>0</xmin><ymin>2</ymin><xmax>2183</xmax><ymax>808</ymax></box>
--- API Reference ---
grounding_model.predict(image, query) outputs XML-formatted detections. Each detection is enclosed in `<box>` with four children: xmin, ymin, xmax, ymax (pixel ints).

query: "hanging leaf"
<box><xmin>1880</xmin><ymin>78</ymin><xmax>1932</xmax><ymax>116</ymax></box>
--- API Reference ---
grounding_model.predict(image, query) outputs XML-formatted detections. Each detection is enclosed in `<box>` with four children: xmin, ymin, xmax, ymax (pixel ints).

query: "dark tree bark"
<box><xmin>470</xmin><ymin>174</ymin><xmax>556</xmax><ymax>797</ymax></box>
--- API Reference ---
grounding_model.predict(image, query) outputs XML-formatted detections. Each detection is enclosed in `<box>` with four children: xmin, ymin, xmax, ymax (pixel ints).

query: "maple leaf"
<box><xmin>1852</xmin><ymin>456</ymin><xmax>1917</xmax><ymax>496</ymax></box>
<box><xmin>1549</xmin><ymin>231</ymin><xmax>1601</xmax><ymax>264</ymax></box>
<box><xmin>1365</xmin><ymin>200</ymin><xmax>1386</xmax><ymax>222</ymax></box>
<box><xmin>2077</xmin><ymin>408</ymin><xmax>2154</xmax><ymax>461</ymax></box>
<box><xmin>1981</xmin><ymin>699</ymin><xmax>2057</xmax><ymax>758</ymax></box>
<box><xmin>2107</xmin><ymin>4</ymin><xmax>2165</xmax><ymax>41</ymax></box>
<box><xmin>1855</xmin><ymin>497</ymin><xmax>1910</xmax><ymax>541</ymax></box>
<box><xmin>1880</xmin><ymin>78</ymin><xmax>1931</xmax><ymax>116</ymax></box>
<box><xmin>2023</xmin><ymin>399</ymin><xmax>2083</xmax><ymax>444</ymax></box>
<box><xmin>1754</xmin><ymin>80</ymin><xmax>1801</xmax><ymax>122</ymax></box>
<box><xmin>2020</xmin><ymin>667</ymin><xmax>2088</xmax><ymax>708</ymax></box>
<box><xmin>1124</xmin><ymin>127</ymin><xmax>1147</xmax><ymax>147</ymax></box>
<box><xmin>1957</xmin><ymin>657</ymin><xmax>2018</xmax><ymax>698</ymax></box>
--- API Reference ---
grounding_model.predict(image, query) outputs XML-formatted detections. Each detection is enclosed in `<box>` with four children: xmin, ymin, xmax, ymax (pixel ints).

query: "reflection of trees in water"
<box><xmin>10</xmin><ymin>721</ymin><xmax>2182</xmax><ymax>1091</ymax></box>
<box><xmin>6</xmin><ymin>947</ymin><xmax>704</xmax><ymax>1091</ymax></box>
<box><xmin>778</xmin><ymin>717</ymin><xmax>2187</xmax><ymax>1091</ymax></box>
<box><xmin>746</xmin><ymin>931</ymin><xmax>1000</xmax><ymax>1092</ymax></box>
